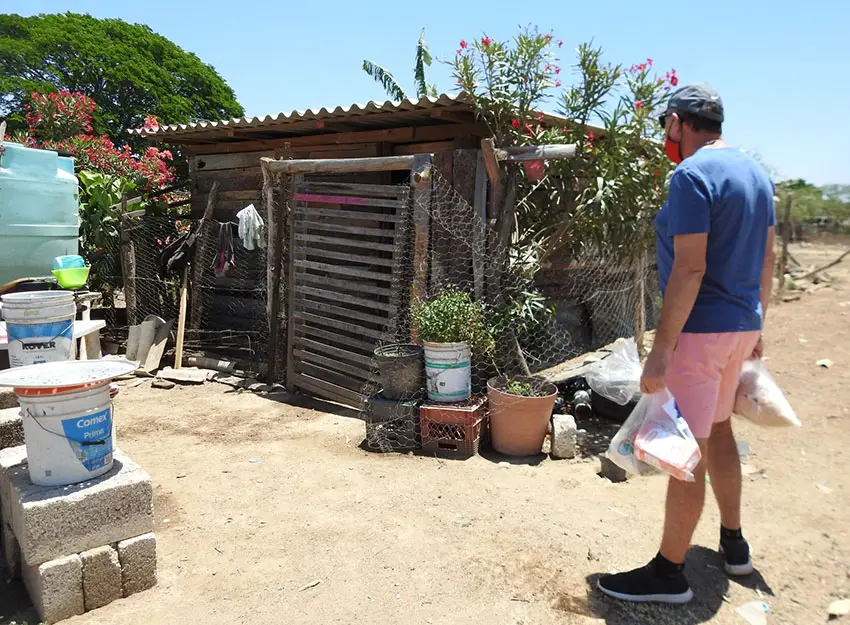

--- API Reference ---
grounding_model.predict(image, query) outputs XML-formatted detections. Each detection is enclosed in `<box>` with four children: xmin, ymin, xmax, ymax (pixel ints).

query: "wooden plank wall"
<box><xmin>287</xmin><ymin>180</ymin><xmax>412</xmax><ymax>407</ymax></box>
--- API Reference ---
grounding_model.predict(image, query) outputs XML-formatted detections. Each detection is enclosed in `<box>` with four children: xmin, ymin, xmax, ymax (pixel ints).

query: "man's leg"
<box><xmin>707</xmin><ymin>419</ymin><xmax>741</xmax><ymax>530</ymax></box>
<box><xmin>660</xmin><ymin>440</ymin><xmax>709</xmax><ymax>564</ymax></box>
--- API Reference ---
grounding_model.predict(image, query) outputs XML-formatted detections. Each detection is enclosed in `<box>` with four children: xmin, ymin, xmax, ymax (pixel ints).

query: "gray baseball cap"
<box><xmin>662</xmin><ymin>82</ymin><xmax>724</xmax><ymax>123</ymax></box>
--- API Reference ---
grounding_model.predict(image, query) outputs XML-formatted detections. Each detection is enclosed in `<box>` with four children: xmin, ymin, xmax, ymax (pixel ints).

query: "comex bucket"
<box><xmin>423</xmin><ymin>342</ymin><xmax>471</xmax><ymax>403</ymax></box>
<box><xmin>17</xmin><ymin>383</ymin><xmax>114</xmax><ymax>486</ymax></box>
<box><xmin>1</xmin><ymin>290</ymin><xmax>76</xmax><ymax>367</ymax></box>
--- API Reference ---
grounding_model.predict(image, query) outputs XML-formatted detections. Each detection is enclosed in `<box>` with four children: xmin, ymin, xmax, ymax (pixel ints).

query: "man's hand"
<box><xmin>751</xmin><ymin>334</ymin><xmax>764</xmax><ymax>360</ymax></box>
<box><xmin>640</xmin><ymin>346</ymin><xmax>673</xmax><ymax>394</ymax></box>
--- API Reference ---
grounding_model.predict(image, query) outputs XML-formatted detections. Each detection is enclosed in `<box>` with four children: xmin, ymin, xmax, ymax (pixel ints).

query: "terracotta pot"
<box><xmin>487</xmin><ymin>376</ymin><xmax>558</xmax><ymax>456</ymax></box>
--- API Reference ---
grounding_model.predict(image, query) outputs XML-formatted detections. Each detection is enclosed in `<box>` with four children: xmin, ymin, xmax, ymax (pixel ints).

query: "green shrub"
<box><xmin>411</xmin><ymin>288</ymin><xmax>494</xmax><ymax>356</ymax></box>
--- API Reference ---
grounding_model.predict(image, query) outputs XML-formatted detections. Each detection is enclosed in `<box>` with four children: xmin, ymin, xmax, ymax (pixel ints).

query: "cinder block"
<box><xmin>0</xmin><ymin>407</ymin><xmax>24</xmax><ymax>450</ymax></box>
<box><xmin>0</xmin><ymin>448</ymin><xmax>154</xmax><ymax>566</ymax></box>
<box><xmin>0</xmin><ymin>445</ymin><xmax>27</xmax><ymax>525</ymax></box>
<box><xmin>22</xmin><ymin>554</ymin><xmax>85</xmax><ymax>624</ymax></box>
<box><xmin>551</xmin><ymin>414</ymin><xmax>577</xmax><ymax>459</ymax></box>
<box><xmin>600</xmin><ymin>456</ymin><xmax>628</xmax><ymax>483</ymax></box>
<box><xmin>82</xmin><ymin>545</ymin><xmax>122</xmax><ymax>610</ymax></box>
<box><xmin>1</xmin><ymin>519</ymin><xmax>21</xmax><ymax>581</ymax></box>
<box><xmin>0</xmin><ymin>389</ymin><xmax>18</xmax><ymax>410</ymax></box>
<box><xmin>118</xmin><ymin>533</ymin><xmax>157</xmax><ymax>596</ymax></box>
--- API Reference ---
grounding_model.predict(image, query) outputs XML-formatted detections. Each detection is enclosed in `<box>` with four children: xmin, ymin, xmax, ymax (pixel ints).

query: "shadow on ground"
<box><xmin>0</xmin><ymin>579</ymin><xmax>36</xmax><ymax>625</ymax></box>
<box><xmin>556</xmin><ymin>546</ymin><xmax>773</xmax><ymax>625</ymax></box>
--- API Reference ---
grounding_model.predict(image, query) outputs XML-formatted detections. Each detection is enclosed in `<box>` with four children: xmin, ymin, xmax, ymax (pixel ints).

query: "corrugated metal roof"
<box><xmin>128</xmin><ymin>93</ymin><xmax>478</xmax><ymax>140</ymax></box>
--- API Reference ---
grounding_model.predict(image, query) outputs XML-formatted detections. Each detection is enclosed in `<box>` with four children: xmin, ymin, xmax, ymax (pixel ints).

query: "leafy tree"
<box><xmin>0</xmin><ymin>12</ymin><xmax>243</xmax><ymax>140</ymax></box>
<box><xmin>362</xmin><ymin>28</ymin><xmax>437</xmax><ymax>100</ymax></box>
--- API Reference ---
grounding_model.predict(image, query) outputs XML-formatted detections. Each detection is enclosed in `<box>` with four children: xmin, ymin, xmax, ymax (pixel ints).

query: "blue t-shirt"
<box><xmin>655</xmin><ymin>147</ymin><xmax>775</xmax><ymax>334</ymax></box>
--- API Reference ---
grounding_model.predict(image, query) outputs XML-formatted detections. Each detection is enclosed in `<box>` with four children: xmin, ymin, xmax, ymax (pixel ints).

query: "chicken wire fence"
<box><xmin>362</xmin><ymin>167</ymin><xmax>658</xmax><ymax>453</ymax></box>
<box><xmin>96</xmin><ymin>213</ymin><xmax>270</xmax><ymax>374</ymax></box>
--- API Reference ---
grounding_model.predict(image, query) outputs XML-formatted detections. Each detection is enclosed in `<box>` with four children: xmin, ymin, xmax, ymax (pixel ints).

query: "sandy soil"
<box><xmin>2</xmin><ymin>242</ymin><xmax>849</xmax><ymax>625</ymax></box>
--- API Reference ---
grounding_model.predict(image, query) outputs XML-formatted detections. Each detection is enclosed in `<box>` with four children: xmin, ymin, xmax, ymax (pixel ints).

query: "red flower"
<box><xmin>635</xmin><ymin>100</ymin><xmax>644</xmax><ymax>110</ymax></box>
<box><xmin>544</xmin><ymin>34</ymin><xmax>552</xmax><ymax>42</ymax></box>
<box><xmin>653</xmin><ymin>169</ymin><xmax>662</xmax><ymax>178</ymax></box>
<box><xmin>558</xmin><ymin>40</ymin><xmax>563</xmax><ymax>48</ymax></box>
<box><xmin>537</xmin><ymin>112</ymin><xmax>545</xmax><ymax>123</ymax></box>
<box><xmin>670</xmin><ymin>75</ymin><xmax>679</xmax><ymax>86</ymax></box>
<box><xmin>459</xmin><ymin>39</ymin><xmax>468</xmax><ymax>49</ymax></box>
<box><xmin>511</xmin><ymin>118</ymin><xmax>521</xmax><ymax>129</ymax></box>
<box><xmin>481</xmin><ymin>36</ymin><xmax>492</xmax><ymax>47</ymax></box>
<box><xmin>523</xmin><ymin>123</ymin><xmax>534</xmax><ymax>135</ymax></box>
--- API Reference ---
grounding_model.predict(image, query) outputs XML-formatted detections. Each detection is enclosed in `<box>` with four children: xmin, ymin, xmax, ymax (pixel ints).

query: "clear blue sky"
<box><xmin>19</xmin><ymin>0</ymin><xmax>849</xmax><ymax>185</ymax></box>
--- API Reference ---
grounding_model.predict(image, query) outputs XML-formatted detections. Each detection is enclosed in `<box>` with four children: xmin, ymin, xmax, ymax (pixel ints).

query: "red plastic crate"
<box><xmin>420</xmin><ymin>396</ymin><xmax>487</xmax><ymax>459</ymax></box>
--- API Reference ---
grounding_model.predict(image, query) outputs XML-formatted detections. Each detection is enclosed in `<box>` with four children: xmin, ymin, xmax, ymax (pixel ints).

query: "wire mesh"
<box><xmin>362</xmin><ymin>167</ymin><xmax>658</xmax><ymax>454</ymax></box>
<box><xmin>99</xmin><ymin>213</ymin><xmax>270</xmax><ymax>376</ymax></box>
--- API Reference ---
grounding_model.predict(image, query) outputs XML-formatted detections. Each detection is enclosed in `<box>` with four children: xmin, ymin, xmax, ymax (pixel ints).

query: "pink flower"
<box><xmin>558</xmin><ymin>40</ymin><xmax>563</xmax><ymax>47</ymax></box>
<box><xmin>635</xmin><ymin>100</ymin><xmax>644</xmax><ymax>110</ymax></box>
<box><xmin>523</xmin><ymin>123</ymin><xmax>534</xmax><ymax>135</ymax></box>
<box><xmin>555</xmin><ymin>66</ymin><xmax>561</xmax><ymax>74</ymax></box>
<box><xmin>161</xmin><ymin>150</ymin><xmax>173</xmax><ymax>160</ymax></box>
<box><xmin>638</xmin><ymin>63</ymin><xmax>647</xmax><ymax>72</ymax></box>
<box><xmin>544</xmin><ymin>34</ymin><xmax>552</xmax><ymax>42</ymax></box>
<box><xmin>511</xmin><ymin>118</ymin><xmax>521</xmax><ymax>129</ymax></box>
<box><xmin>460</xmin><ymin>39</ymin><xmax>468</xmax><ymax>49</ymax></box>
<box><xmin>555</xmin><ymin>79</ymin><xmax>562</xmax><ymax>87</ymax></box>
<box><xmin>537</xmin><ymin>112</ymin><xmax>545</xmax><ymax>123</ymax></box>
<box><xmin>647</xmin><ymin>58</ymin><xmax>653</xmax><ymax>67</ymax></box>
<box><xmin>481</xmin><ymin>36</ymin><xmax>492</xmax><ymax>47</ymax></box>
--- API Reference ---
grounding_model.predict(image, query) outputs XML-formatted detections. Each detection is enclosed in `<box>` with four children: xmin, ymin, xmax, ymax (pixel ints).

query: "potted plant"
<box><xmin>488</xmin><ymin>375</ymin><xmax>558</xmax><ymax>456</ymax></box>
<box><xmin>411</xmin><ymin>288</ymin><xmax>494</xmax><ymax>403</ymax></box>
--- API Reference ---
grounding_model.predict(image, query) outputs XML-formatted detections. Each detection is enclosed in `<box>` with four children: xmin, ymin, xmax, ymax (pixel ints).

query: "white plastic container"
<box><xmin>423</xmin><ymin>341</ymin><xmax>471</xmax><ymax>403</ymax></box>
<box><xmin>19</xmin><ymin>384</ymin><xmax>114</xmax><ymax>486</ymax></box>
<box><xmin>0</xmin><ymin>359</ymin><xmax>137</xmax><ymax>487</ymax></box>
<box><xmin>1</xmin><ymin>291</ymin><xmax>76</xmax><ymax>367</ymax></box>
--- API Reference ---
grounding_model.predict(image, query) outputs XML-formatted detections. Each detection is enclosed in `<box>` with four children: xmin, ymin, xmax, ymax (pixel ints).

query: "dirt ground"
<box><xmin>2</xmin><ymin>242</ymin><xmax>849</xmax><ymax>625</ymax></box>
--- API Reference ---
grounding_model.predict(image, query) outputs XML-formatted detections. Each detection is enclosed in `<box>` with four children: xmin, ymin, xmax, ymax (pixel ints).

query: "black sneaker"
<box><xmin>597</xmin><ymin>560</ymin><xmax>693</xmax><ymax>604</ymax></box>
<box><xmin>719</xmin><ymin>538</ymin><xmax>753</xmax><ymax>576</ymax></box>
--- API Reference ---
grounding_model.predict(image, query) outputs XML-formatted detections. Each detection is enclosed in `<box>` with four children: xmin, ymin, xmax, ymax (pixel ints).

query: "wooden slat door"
<box><xmin>287</xmin><ymin>180</ymin><xmax>411</xmax><ymax>407</ymax></box>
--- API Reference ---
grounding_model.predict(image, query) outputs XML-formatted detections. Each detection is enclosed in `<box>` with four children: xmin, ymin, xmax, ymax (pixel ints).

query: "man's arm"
<box><xmin>640</xmin><ymin>233</ymin><xmax>707</xmax><ymax>394</ymax></box>
<box><xmin>760</xmin><ymin>226</ymin><xmax>777</xmax><ymax>323</ymax></box>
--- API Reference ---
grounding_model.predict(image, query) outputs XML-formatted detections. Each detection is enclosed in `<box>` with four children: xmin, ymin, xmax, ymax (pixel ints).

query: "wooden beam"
<box><xmin>480</xmin><ymin>138</ymin><xmax>502</xmax><ymax>184</ymax></box>
<box><xmin>261</xmin><ymin>155</ymin><xmax>416</xmax><ymax>174</ymax></box>
<box><xmin>778</xmin><ymin>192</ymin><xmax>792</xmax><ymax>297</ymax></box>
<box><xmin>499</xmin><ymin>144</ymin><xmax>578</xmax><ymax>162</ymax></box>
<box><xmin>472</xmin><ymin>151</ymin><xmax>488</xmax><ymax>300</ymax></box>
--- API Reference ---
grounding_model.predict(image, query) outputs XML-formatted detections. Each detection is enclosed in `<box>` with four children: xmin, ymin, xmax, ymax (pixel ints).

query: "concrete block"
<box><xmin>118</xmin><ymin>533</ymin><xmax>157</xmax><ymax>596</ymax></box>
<box><xmin>0</xmin><ymin>407</ymin><xmax>24</xmax><ymax>450</ymax></box>
<box><xmin>551</xmin><ymin>414</ymin><xmax>577</xmax><ymax>459</ymax></box>
<box><xmin>600</xmin><ymin>456</ymin><xmax>628</xmax><ymax>483</ymax></box>
<box><xmin>1</xmin><ymin>448</ymin><xmax>153</xmax><ymax>566</ymax></box>
<box><xmin>0</xmin><ymin>389</ymin><xmax>18</xmax><ymax>410</ymax></box>
<box><xmin>1</xmin><ymin>519</ymin><xmax>21</xmax><ymax>581</ymax></box>
<box><xmin>82</xmin><ymin>545</ymin><xmax>122</xmax><ymax>610</ymax></box>
<box><xmin>22</xmin><ymin>554</ymin><xmax>85</xmax><ymax>624</ymax></box>
<box><xmin>0</xmin><ymin>445</ymin><xmax>27</xmax><ymax>524</ymax></box>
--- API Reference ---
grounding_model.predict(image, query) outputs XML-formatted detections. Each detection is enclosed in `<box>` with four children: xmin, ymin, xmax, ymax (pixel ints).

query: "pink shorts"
<box><xmin>666</xmin><ymin>331</ymin><xmax>761</xmax><ymax>439</ymax></box>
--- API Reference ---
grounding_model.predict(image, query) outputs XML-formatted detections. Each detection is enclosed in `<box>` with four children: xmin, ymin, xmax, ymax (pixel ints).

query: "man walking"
<box><xmin>597</xmin><ymin>83</ymin><xmax>776</xmax><ymax>603</ymax></box>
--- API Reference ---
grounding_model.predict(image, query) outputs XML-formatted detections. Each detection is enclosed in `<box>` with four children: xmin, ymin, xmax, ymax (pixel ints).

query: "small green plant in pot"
<box><xmin>488</xmin><ymin>375</ymin><xmax>558</xmax><ymax>456</ymax></box>
<box><xmin>411</xmin><ymin>288</ymin><xmax>494</xmax><ymax>403</ymax></box>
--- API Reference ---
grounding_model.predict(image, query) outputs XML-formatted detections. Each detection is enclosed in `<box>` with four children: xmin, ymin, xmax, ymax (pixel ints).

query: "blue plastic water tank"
<box><xmin>0</xmin><ymin>142</ymin><xmax>79</xmax><ymax>285</ymax></box>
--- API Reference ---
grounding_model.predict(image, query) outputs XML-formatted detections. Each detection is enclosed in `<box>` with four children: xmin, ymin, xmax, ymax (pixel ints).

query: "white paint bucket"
<box><xmin>0</xmin><ymin>359</ymin><xmax>137</xmax><ymax>487</ymax></box>
<box><xmin>1</xmin><ymin>291</ymin><xmax>76</xmax><ymax>367</ymax></box>
<box><xmin>423</xmin><ymin>342</ymin><xmax>471</xmax><ymax>403</ymax></box>
<box><xmin>18</xmin><ymin>383</ymin><xmax>114</xmax><ymax>486</ymax></box>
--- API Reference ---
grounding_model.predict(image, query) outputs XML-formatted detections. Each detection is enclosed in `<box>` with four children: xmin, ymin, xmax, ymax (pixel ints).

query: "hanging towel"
<box><xmin>236</xmin><ymin>203</ymin><xmax>266</xmax><ymax>251</ymax></box>
<box><xmin>211</xmin><ymin>222</ymin><xmax>236</xmax><ymax>279</ymax></box>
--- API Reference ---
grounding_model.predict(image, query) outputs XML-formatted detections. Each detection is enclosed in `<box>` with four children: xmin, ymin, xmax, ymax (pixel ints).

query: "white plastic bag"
<box><xmin>734</xmin><ymin>360</ymin><xmax>801</xmax><ymax>427</ymax></box>
<box><xmin>586</xmin><ymin>338</ymin><xmax>642</xmax><ymax>406</ymax></box>
<box><xmin>606</xmin><ymin>389</ymin><xmax>702</xmax><ymax>482</ymax></box>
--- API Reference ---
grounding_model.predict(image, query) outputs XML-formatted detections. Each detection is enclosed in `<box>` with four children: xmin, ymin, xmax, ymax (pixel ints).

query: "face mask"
<box><xmin>665</xmin><ymin>135</ymin><xmax>683</xmax><ymax>164</ymax></box>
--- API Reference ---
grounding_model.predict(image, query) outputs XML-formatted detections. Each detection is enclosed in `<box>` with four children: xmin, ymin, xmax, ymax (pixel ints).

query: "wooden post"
<box><xmin>118</xmin><ymin>192</ymin><xmax>138</xmax><ymax>327</ymax></box>
<box><xmin>284</xmin><ymin>175</ymin><xmax>301</xmax><ymax>392</ymax></box>
<box><xmin>472</xmin><ymin>151</ymin><xmax>488</xmax><ymax>300</ymax></box>
<box><xmin>480</xmin><ymin>138</ymin><xmax>502</xmax><ymax>184</ymax></box>
<box><xmin>263</xmin><ymin>147</ymin><xmax>290</xmax><ymax>384</ymax></box>
<box><xmin>635</xmin><ymin>251</ymin><xmax>647</xmax><ymax>357</ymax></box>
<box><xmin>410</xmin><ymin>154</ymin><xmax>432</xmax><ymax>342</ymax></box>
<box><xmin>174</xmin><ymin>267</ymin><xmax>189</xmax><ymax>369</ymax></box>
<box><xmin>778</xmin><ymin>192</ymin><xmax>792</xmax><ymax>297</ymax></box>
<box><xmin>189</xmin><ymin>180</ymin><xmax>219</xmax><ymax>330</ymax></box>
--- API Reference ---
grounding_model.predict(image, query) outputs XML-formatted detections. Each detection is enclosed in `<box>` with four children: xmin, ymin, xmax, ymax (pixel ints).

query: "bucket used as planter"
<box><xmin>374</xmin><ymin>343</ymin><xmax>424</xmax><ymax>400</ymax></box>
<box><xmin>423</xmin><ymin>342</ymin><xmax>471</xmax><ymax>403</ymax></box>
<box><xmin>488</xmin><ymin>376</ymin><xmax>558</xmax><ymax>456</ymax></box>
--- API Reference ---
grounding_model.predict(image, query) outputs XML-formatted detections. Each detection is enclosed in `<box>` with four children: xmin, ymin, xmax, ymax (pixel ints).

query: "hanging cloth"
<box><xmin>236</xmin><ymin>203</ymin><xmax>266</xmax><ymax>251</ymax></box>
<box><xmin>159</xmin><ymin>223</ymin><xmax>200</xmax><ymax>278</ymax></box>
<box><xmin>210</xmin><ymin>222</ymin><xmax>236</xmax><ymax>278</ymax></box>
